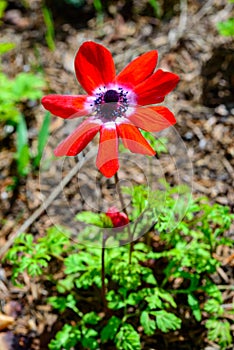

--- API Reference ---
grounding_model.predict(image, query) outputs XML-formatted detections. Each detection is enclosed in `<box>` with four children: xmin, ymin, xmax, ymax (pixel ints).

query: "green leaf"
<box><xmin>206</xmin><ymin>319</ymin><xmax>232</xmax><ymax>348</ymax></box>
<box><xmin>158</xmin><ymin>289</ymin><xmax>177</xmax><ymax>308</ymax></box>
<box><xmin>187</xmin><ymin>294</ymin><xmax>202</xmax><ymax>321</ymax></box>
<box><xmin>142</xmin><ymin>270</ymin><xmax>157</xmax><ymax>285</ymax></box>
<box><xmin>48</xmin><ymin>294</ymin><xmax>80</xmax><ymax>314</ymax></box>
<box><xmin>141</xmin><ymin>132</ymin><xmax>168</xmax><ymax>155</ymax></box>
<box><xmin>56</xmin><ymin>275</ymin><xmax>75</xmax><ymax>293</ymax></box>
<box><xmin>93</xmin><ymin>0</ymin><xmax>103</xmax><ymax>13</ymax></box>
<box><xmin>109</xmin><ymin>261</ymin><xmax>142</xmax><ymax>290</ymax></box>
<box><xmin>34</xmin><ymin>112</ymin><xmax>51</xmax><ymax>167</ymax></box>
<box><xmin>126</xmin><ymin>292</ymin><xmax>143</xmax><ymax>306</ymax></box>
<box><xmin>81</xmin><ymin>327</ymin><xmax>99</xmax><ymax>350</ymax></box>
<box><xmin>217</xmin><ymin>18</ymin><xmax>234</xmax><ymax>37</ymax></box>
<box><xmin>75</xmin><ymin>268</ymin><xmax>101</xmax><ymax>289</ymax></box>
<box><xmin>140</xmin><ymin>311</ymin><xmax>156</xmax><ymax>336</ymax></box>
<box><xmin>203</xmin><ymin>281</ymin><xmax>222</xmax><ymax>302</ymax></box>
<box><xmin>16</xmin><ymin>115</ymin><xmax>28</xmax><ymax>150</ymax></box>
<box><xmin>106</xmin><ymin>290</ymin><xmax>125</xmax><ymax>310</ymax></box>
<box><xmin>133</xmin><ymin>242</ymin><xmax>149</xmax><ymax>252</ymax></box>
<box><xmin>0</xmin><ymin>71</ymin><xmax>44</xmax><ymax>124</ymax></box>
<box><xmin>101</xmin><ymin>316</ymin><xmax>121</xmax><ymax>342</ymax></box>
<box><xmin>76</xmin><ymin>211</ymin><xmax>107</xmax><ymax>227</ymax></box>
<box><xmin>0</xmin><ymin>1</ymin><xmax>7</xmax><ymax>20</ymax></box>
<box><xmin>148</xmin><ymin>0</ymin><xmax>161</xmax><ymax>17</ymax></box>
<box><xmin>145</xmin><ymin>288</ymin><xmax>177</xmax><ymax>310</ymax></box>
<box><xmin>42</xmin><ymin>6</ymin><xmax>55</xmax><ymax>51</ymax></box>
<box><xmin>16</xmin><ymin>115</ymin><xmax>30</xmax><ymax>176</ymax></box>
<box><xmin>38</xmin><ymin>225</ymin><xmax>71</xmax><ymax>256</ymax></box>
<box><xmin>100</xmin><ymin>212</ymin><xmax>113</xmax><ymax>227</ymax></box>
<box><xmin>13</xmin><ymin>73</ymin><xmax>44</xmax><ymax>100</ymax></box>
<box><xmin>49</xmin><ymin>324</ymin><xmax>81</xmax><ymax>350</ymax></box>
<box><xmin>115</xmin><ymin>324</ymin><xmax>141</xmax><ymax>350</ymax></box>
<box><xmin>64</xmin><ymin>253</ymin><xmax>90</xmax><ymax>274</ymax></box>
<box><xmin>82</xmin><ymin>312</ymin><xmax>101</xmax><ymax>325</ymax></box>
<box><xmin>145</xmin><ymin>293</ymin><xmax>163</xmax><ymax>309</ymax></box>
<box><xmin>150</xmin><ymin>310</ymin><xmax>181</xmax><ymax>332</ymax></box>
<box><xmin>17</xmin><ymin>143</ymin><xmax>30</xmax><ymax>176</ymax></box>
<box><xmin>204</xmin><ymin>299</ymin><xmax>224</xmax><ymax>316</ymax></box>
<box><xmin>0</xmin><ymin>42</ymin><xmax>15</xmax><ymax>55</ymax></box>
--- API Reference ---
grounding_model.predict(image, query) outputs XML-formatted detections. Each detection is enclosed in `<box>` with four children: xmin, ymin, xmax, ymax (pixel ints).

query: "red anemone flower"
<box><xmin>42</xmin><ymin>41</ymin><xmax>179</xmax><ymax>178</ymax></box>
<box><xmin>106</xmin><ymin>207</ymin><xmax>129</xmax><ymax>228</ymax></box>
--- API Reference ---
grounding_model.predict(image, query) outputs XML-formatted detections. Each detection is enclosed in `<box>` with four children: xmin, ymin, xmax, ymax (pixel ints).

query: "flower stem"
<box><xmin>114</xmin><ymin>172</ymin><xmax>134</xmax><ymax>264</ymax></box>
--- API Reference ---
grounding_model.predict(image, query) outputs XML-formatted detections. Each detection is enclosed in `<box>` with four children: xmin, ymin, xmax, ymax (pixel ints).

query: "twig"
<box><xmin>192</xmin><ymin>0</ymin><xmax>214</xmax><ymax>23</ymax></box>
<box><xmin>0</xmin><ymin>158</ymin><xmax>82</xmax><ymax>259</ymax></box>
<box><xmin>222</xmin><ymin>158</ymin><xmax>234</xmax><ymax>180</ymax></box>
<box><xmin>168</xmin><ymin>0</ymin><xmax>187</xmax><ymax>48</ymax></box>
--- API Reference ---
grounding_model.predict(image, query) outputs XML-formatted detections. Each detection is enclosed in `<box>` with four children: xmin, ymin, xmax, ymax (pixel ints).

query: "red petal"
<box><xmin>117</xmin><ymin>122</ymin><xmax>155</xmax><ymax>156</ymax></box>
<box><xmin>96</xmin><ymin>124</ymin><xmax>119</xmax><ymax>178</ymax></box>
<box><xmin>41</xmin><ymin>95</ymin><xmax>88</xmax><ymax>119</ymax></box>
<box><xmin>134</xmin><ymin>69</ymin><xmax>180</xmax><ymax>105</ymax></box>
<box><xmin>74</xmin><ymin>41</ymin><xmax>116</xmax><ymax>95</ymax></box>
<box><xmin>116</xmin><ymin>50</ymin><xmax>158</xmax><ymax>86</ymax></box>
<box><xmin>128</xmin><ymin>106</ymin><xmax>176</xmax><ymax>132</ymax></box>
<box><xmin>54</xmin><ymin>119</ymin><xmax>100</xmax><ymax>156</ymax></box>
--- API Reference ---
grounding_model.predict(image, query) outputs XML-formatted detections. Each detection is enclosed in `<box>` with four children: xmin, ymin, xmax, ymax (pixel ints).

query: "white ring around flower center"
<box><xmin>84</xmin><ymin>84</ymin><xmax>137</xmax><ymax>121</ymax></box>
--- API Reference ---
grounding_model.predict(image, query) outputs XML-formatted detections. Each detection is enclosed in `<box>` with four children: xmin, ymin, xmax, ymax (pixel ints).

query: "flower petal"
<box><xmin>117</xmin><ymin>122</ymin><xmax>155</xmax><ymax>156</ymax></box>
<box><xmin>116</xmin><ymin>50</ymin><xmax>158</xmax><ymax>86</ymax></box>
<box><xmin>128</xmin><ymin>106</ymin><xmax>176</xmax><ymax>132</ymax></box>
<box><xmin>54</xmin><ymin>119</ymin><xmax>101</xmax><ymax>156</ymax></box>
<box><xmin>74</xmin><ymin>41</ymin><xmax>116</xmax><ymax>95</ymax></box>
<box><xmin>134</xmin><ymin>69</ymin><xmax>180</xmax><ymax>105</ymax></box>
<box><xmin>41</xmin><ymin>95</ymin><xmax>88</xmax><ymax>119</ymax></box>
<box><xmin>96</xmin><ymin>123</ymin><xmax>119</xmax><ymax>178</ymax></box>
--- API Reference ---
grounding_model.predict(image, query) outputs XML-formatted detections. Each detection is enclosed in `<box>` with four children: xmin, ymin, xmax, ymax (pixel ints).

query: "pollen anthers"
<box><xmin>89</xmin><ymin>85</ymin><xmax>132</xmax><ymax>121</ymax></box>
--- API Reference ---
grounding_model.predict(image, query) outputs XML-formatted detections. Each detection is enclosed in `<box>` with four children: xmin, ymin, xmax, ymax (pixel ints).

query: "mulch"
<box><xmin>0</xmin><ymin>0</ymin><xmax>233</xmax><ymax>349</ymax></box>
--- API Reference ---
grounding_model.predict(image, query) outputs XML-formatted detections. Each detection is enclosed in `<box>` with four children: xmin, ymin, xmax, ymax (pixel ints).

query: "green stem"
<box><xmin>114</xmin><ymin>172</ymin><xmax>133</xmax><ymax>264</ymax></box>
<box><xmin>122</xmin><ymin>311</ymin><xmax>140</xmax><ymax>323</ymax></box>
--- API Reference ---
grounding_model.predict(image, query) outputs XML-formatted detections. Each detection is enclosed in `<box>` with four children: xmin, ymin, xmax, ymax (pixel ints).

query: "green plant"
<box><xmin>205</xmin><ymin>319</ymin><xmax>232</xmax><ymax>348</ymax></box>
<box><xmin>0</xmin><ymin>43</ymin><xmax>48</xmax><ymax>176</ymax></box>
<box><xmin>42</xmin><ymin>5</ymin><xmax>55</xmax><ymax>51</ymax></box>
<box><xmin>14</xmin><ymin>111</ymin><xmax>51</xmax><ymax>177</ymax></box>
<box><xmin>33</xmin><ymin>111</ymin><xmax>51</xmax><ymax>168</ymax></box>
<box><xmin>5</xmin><ymin>186</ymin><xmax>234</xmax><ymax>349</ymax></box>
<box><xmin>16</xmin><ymin>114</ymin><xmax>30</xmax><ymax>177</ymax></box>
<box><xmin>140</xmin><ymin>132</ymin><xmax>168</xmax><ymax>155</ymax></box>
<box><xmin>0</xmin><ymin>70</ymin><xmax>45</xmax><ymax>124</ymax></box>
<box><xmin>217</xmin><ymin>18</ymin><xmax>234</xmax><ymax>36</ymax></box>
<box><xmin>217</xmin><ymin>0</ymin><xmax>234</xmax><ymax>36</ymax></box>
<box><xmin>93</xmin><ymin>0</ymin><xmax>103</xmax><ymax>14</ymax></box>
<box><xmin>148</xmin><ymin>0</ymin><xmax>161</xmax><ymax>17</ymax></box>
<box><xmin>0</xmin><ymin>43</ymin><xmax>16</xmax><ymax>56</ymax></box>
<box><xmin>13</xmin><ymin>111</ymin><xmax>50</xmax><ymax>178</ymax></box>
<box><xmin>0</xmin><ymin>0</ymin><xmax>7</xmax><ymax>24</ymax></box>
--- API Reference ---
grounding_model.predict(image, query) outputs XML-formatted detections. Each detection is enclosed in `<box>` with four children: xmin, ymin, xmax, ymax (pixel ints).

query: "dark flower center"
<box><xmin>103</xmin><ymin>90</ymin><xmax>119</xmax><ymax>103</ymax></box>
<box><xmin>92</xmin><ymin>87</ymin><xmax>130</xmax><ymax>121</ymax></box>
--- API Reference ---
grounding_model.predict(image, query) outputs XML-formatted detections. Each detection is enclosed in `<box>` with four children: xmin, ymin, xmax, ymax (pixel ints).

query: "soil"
<box><xmin>0</xmin><ymin>0</ymin><xmax>233</xmax><ymax>349</ymax></box>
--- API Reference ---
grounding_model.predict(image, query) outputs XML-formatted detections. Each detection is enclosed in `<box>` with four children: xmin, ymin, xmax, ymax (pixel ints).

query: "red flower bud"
<box><xmin>106</xmin><ymin>206</ymin><xmax>129</xmax><ymax>228</ymax></box>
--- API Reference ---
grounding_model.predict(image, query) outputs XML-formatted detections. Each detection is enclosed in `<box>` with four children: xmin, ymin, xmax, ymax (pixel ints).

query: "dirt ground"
<box><xmin>0</xmin><ymin>0</ymin><xmax>233</xmax><ymax>349</ymax></box>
